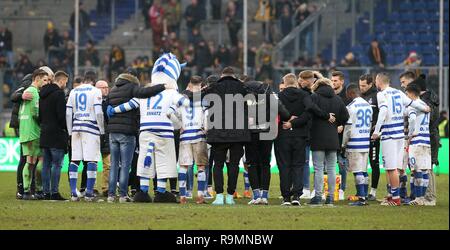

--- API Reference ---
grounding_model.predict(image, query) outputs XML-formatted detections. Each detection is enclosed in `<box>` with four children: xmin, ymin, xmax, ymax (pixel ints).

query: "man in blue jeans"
<box><xmin>106</xmin><ymin>71</ymin><xmax>170</xmax><ymax>203</ymax></box>
<box><xmin>39</xmin><ymin>71</ymin><xmax>69</xmax><ymax>200</ymax></box>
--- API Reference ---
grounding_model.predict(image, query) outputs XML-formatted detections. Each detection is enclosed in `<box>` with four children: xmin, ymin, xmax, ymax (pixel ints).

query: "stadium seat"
<box><xmin>388</xmin><ymin>12</ymin><xmax>401</xmax><ymax>23</ymax></box>
<box><xmin>401</xmin><ymin>12</ymin><xmax>415</xmax><ymax>22</ymax></box>
<box><xmin>415</xmin><ymin>12</ymin><xmax>429</xmax><ymax>21</ymax></box>
<box><xmin>413</xmin><ymin>2</ymin><xmax>427</xmax><ymax>11</ymax></box>
<box><xmin>405</xmin><ymin>33</ymin><xmax>420</xmax><ymax>43</ymax></box>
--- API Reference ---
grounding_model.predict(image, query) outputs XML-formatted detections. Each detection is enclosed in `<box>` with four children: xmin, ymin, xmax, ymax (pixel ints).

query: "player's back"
<box><xmin>67</xmin><ymin>84</ymin><xmax>102</xmax><ymax>135</ymax></box>
<box><xmin>378</xmin><ymin>87</ymin><xmax>407</xmax><ymax>140</ymax></box>
<box><xmin>178</xmin><ymin>97</ymin><xmax>206</xmax><ymax>144</ymax></box>
<box><xmin>347</xmin><ymin>97</ymin><xmax>372</xmax><ymax>152</ymax></box>
<box><xmin>139</xmin><ymin>89</ymin><xmax>186</xmax><ymax>138</ymax></box>
<box><xmin>409</xmin><ymin>99</ymin><xmax>430</xmax><ymax>147</ymax></box>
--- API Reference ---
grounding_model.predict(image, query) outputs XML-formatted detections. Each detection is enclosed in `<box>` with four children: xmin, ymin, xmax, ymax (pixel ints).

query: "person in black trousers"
<box><xmin>359</xmin><ymin>74</ymin><xmax>380</xmax><ymax>200</ymax></box>
<box><xmin>203</xmin><ymin>67</ymin><xmax>251</xmax><ymax>205</ymax></box>
<box><xmin>244</xmin><ymin>80</ymin><xmax>290</xmax><ymax>205</ymax></box>
<box><xmin>275</xmin><ymin>73</ymin><xmax>333</xmax><ymax>206</ymax></box>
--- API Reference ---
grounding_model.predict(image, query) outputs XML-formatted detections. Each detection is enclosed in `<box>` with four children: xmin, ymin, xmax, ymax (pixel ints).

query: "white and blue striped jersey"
<box><xmin>66</xmin><ymin>84</ymin><xmax>104</xmax><ymax>136</ymax></box>
<box><xmin>175</xmin><ymin>98</ymin><xmax>207</xmax><ymax>144</ymax></box>
<box><xmin>407</xmin><ymin>99</ymin><xmax>430</xmax><ymax>147</ymax></box>
<box><xmin>373</xmin><ymin>86</ymin><xmax>428</xmax><ymax>141</ymax></box>
<box><xmin>343</xmin><ymin>97</ymin><xmax>372</xmax><ymax>152</ymax></box>
<box><xmin>112</xmin><ymin>89</ymin><xmax>189</xmax><ymax>138</ymax></box>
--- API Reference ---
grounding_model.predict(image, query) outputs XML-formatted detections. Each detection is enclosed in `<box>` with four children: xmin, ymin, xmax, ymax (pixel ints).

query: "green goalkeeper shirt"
<box><xmin>19</xmin><ymin>85</ymin><xmax>40</xmax><ymax>143</ymax></box>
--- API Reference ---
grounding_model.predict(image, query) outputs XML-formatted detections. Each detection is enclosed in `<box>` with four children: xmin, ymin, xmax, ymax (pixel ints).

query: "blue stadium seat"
<box><xmin>422</xmin><ymin>44</ymin><xmax>436</xmax><ymax>53</ymax></box>
<box><xmin>415</xmin><ymin>12</ymin><xmax>429</xmax><ymax>21</ymax></box>
<box><xmin>405</xmin><ymin>33</ymin><xmax>420</xmax><ymax>43</ymax></box>
<box><xmin>388</xmin><ymin>12</ymin><xmax>401</xmax><ymax>23</ymax></box>
<box><xmin>418</xmin><ymin>22</ymin><xmax>432</xmax><ymax>32</ymax></box>
<box><xmin>401</xmin><ymin>12</ymin><xmax>415</xmax><ymax>21</ymax></box>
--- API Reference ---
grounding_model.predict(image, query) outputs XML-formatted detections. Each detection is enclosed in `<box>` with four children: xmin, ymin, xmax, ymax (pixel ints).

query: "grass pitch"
<box><xmin>0</xmin><ymin>172</ymin><xmax>448</xmax><ymax>230</ymax></box>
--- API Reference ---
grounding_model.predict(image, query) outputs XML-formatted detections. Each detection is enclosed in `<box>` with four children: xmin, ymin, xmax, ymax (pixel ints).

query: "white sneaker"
<box><xmin>77</xmin><ymin>189</ymin><xmax>85</xmax><ymax>198</ymax></box>
<box><xmin>258</xmin><ymin>198</ymin><xmax>269</xmax><ymax>205</ymax></box>
<box><xmin>339</xmin><ymin>189</ymin><xmax>345</xmax><ymax>201</ymax></box>
<box><xmin>408</xmin><ymin>197</ymin><xmax>425</xmax><ymax>206</ymax></box>
<box><xmin>310</xmin><ymin>190</ymin><xmax>315</xmax><ymax>198</ymax></box>
<box><xmin>70</xmin><ymin>195</ymin><xmax>80</xmax><ymax>202</ymax></box>
<box><xmin>300</xmin><ymin>189</ymin><xmax>311</xmax><ymax>199</ymax></box>
<box><xmin>107</xmin><ymin>196</ymin><xmax>115</xmax><ymax>203</ymax></box>
<box><xmin>186</xmin><ymin>191</ymin><xmax>193</xmax><ymax>199</ymax></box>
<box><xmin>248</xmin><ymin>198</ymin><xmax>261</xmax><ymax>205</ymax></box>
<box><xmin>423</xmin><ymin>199</ymin><xmax>436</xmax><ymax>206</ymax></box>
<box><xmin>119</xmin><ymin>196</ymin><xmax>133</xmax><ymax>203</ymax></box>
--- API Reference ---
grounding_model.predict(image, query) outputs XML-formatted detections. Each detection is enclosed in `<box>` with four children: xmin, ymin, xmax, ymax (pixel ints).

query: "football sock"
<box><xmin>399</xmin><ymin>174</ymin><xmax>408</xmax><ymax>198</ymax></box>
<box><xmin>362</xmin><ymin>172</ymin><xmax>369</xmax><ymax>197</ymax></box>
<box><xmin>370</xmin><ymin>188</ymin><xmax>377</xmax><ymax>197</ymax></box>
<box><xmin>23</xmin><ymin>162</ymin><xmax>34</xmax><ymax>193</ymax></box>
<box><xmin>35</xmin><ymin>160</ymin><xmax>43</xmax><ymax>192</ymax></box>
<box><xmin>252</xmin><ymin>189</ymin><xmax>260</xmax><ymax>199</ymax></box>
<box><xmin>261</xmin><ymin>190</ymin><xmax>269</xmax><ymax>199</ymax></box>
<box><xmin>243</xmin><ymin>170</ymin><xmax>250</xmax><ymax>191</ymax></box>
<box><xmin>157</xmin><ymin>178</ymin><xmax>167</xmax><ymax>193</ymax></box>
<box><xmin>68</xmin><ymin>162</ymin><xmax>78</xmax><ymax>196</ymax></box>
<box><xmin>422</xmin><ymin>172</ymin><xmax>429</xmax><ymax>198</ymax></box>
<box><xmin>197</xmin><ymin>170</ymin><xmax>206</xmax><ymax>197</ymax></box>
<box><xmin>140</xmin><ymin>177</ymin><xmax>150</xmax><ymax>193</ymax></box>
<box><xmin>413</xmin><ymin>171</ymin><xmax>423</xmax><ymax>197</ymax></box>
<box><xmin>178</xmin><ymin>167</ymin><xmax>187</xmax><ymax>197</ymax></box>
<box><xmin>86</xmin><ymin>162</ymin><xmax>97</xmax><ymax>196</ymax></box>
<box><xmin>410</xmin><ymin>174</ymin><xmax>415</xmax><ymax>199</ymax></box>
<box><xmin>391</xmin><ymin>187</ymin><xmax>400</xmax><ymax>200</ymax></box>
<box><xmin>354</xmin><ymin>172</ymin><xmax>365</xmax><ymax>198</ymax></box>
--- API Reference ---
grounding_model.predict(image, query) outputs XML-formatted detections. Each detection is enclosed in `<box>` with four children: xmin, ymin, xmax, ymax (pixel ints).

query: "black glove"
<box><xmin>340</xmin><ymin>146</ymin><xmax>346</xmax><ymax>158</ymax></box>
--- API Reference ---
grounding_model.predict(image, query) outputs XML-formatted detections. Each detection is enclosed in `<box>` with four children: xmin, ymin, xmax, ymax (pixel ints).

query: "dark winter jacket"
<box><xmin>100</xmin><ymin>96</ymin><xmax>110</xmax><ymax>154</ymax></box>
<box><xmin>244</xmin><ymin>81</ymin><xmax>290</xmax><ymax>139</ymax></box>
<box><xmin>9</xmin><ymin>74</ymin><xmax>33</xmax><ymax>129</ymax></box>
<box><xmin>310</xmin><ymin>84</ymin><xmax>349</xmax><ymax>151</ymax></box>
<box><xmin>39</xmin><ymin>83</ymin><xmax>68</xmax><ymax>151</ymax></box>
<box><xmin>203</xmin><ymin>75</ymin><xmax>251</xmax><ymax>143</ymax></box>
<box><xmin>107</xmin><ymin>73</ymin><xmax>166</xmax><ymax>135</ymax></box>
<box><xmin>361</xmin><ymin>85</ymin><xmax>379</xmax><ymax>133</ymax></box>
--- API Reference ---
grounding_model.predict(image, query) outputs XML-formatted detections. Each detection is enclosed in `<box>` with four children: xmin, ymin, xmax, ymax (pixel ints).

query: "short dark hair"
<box><xmin>399</xmin><ymin>71</ymin><xmax>416</xmax><ymax>80</ymax></box>
<box><xmin>206</xmin><ymin>75</ymin><xmax>219</xmax><ymax>86</ymax></box>
<box><xmin>222</xmin><ymin>67</ymin><xmax>235</xmax><ymax>76</ymax></box>
<box><xmin>190</xmin><ymin>75</ymin><xmax>203</xmax><ymax>85</ymax></box>
<box><xmin>73</xmin><ymin>76</ymin><xmax>83</xmax><ymax>84</ymax></box>
<box><xmin>331</xmin><ymin>71</ymin><xmax>345</xmax><ymax>80</ymax></box>
<box><xmin>32</xmin><ymin>69</ymin><xmax>48</xmax><ymax>81</ymax></box>
<box><xmin>405</xmin><ymin>83</ymin><xmax>421</xmax><ymax>96</ymax></box>
<box><xmin>346</xmin><ymin>83</ymin><xmax>360</xmax><ymax>95</ymax></box>
<box><xmin>83</xmin><ymin>70</ymin><xmax>97</xmax><ymax>84</ymax></box>
<box><xmin>54</xmin><ymin>71</ymin><xmax>69</xmax><ymax>81</ymax></box>
<box><xmin>359</xmin><ymin>74</ymin><xmax>373</xmax><ymax>84</ymax></box>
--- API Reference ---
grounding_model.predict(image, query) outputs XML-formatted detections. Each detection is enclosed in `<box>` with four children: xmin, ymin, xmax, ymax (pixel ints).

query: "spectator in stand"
<box><xmin>100</xmin><ymin>54</ymin><xmax>110</xmax><ymax>83</ymax></box>
<box><xmin>400</xmin><ymin>51</ymin><xmax>422</xmax><ymax>77</ymax></box>
<box><xmin>214</xmin><ymin>44</ymin><xmax>231</xmax><ymax>69</ymax></box>
<box><xmin>275</xmin><ymin>0</ymin><xmax>293</xmax><ymax>19</ymax></box>
<box><xmin>184</xmin><ymin>0</ymin><xmax>204</xmax><ymax>43</ymax></box>
<box><xmin>142</xmin><ymin>0</ymin><xmax>153</xmax><ymax>29</ymax></box>
<box><xmin>225</xmin><ymin>0</ymin><xmax>241</xmax><ymax>47</ymax></box>
<box><xmin>294</xmin><ymin>3</ymin><xmax>309</xmax><ymax>26</ymax></box>
<box><xmin>109</xmin><ymin>45</ymin><xmax>126</xmax><ymax>81</ymax></box>
<box><xmin>255</xmin><ymin>41</ymin><xmax>273</xmax><ymax>79</ymax></box>
<box><xmin>211</xmin><ymin>0</ymin><xmax>222</xmax><ymax>20</ymax></box>
<box><xmin>194</xmin><ymin>40</ymin><xmax>212</xmax><ymax>76</ymax></box>
<box><xmin>340</xmin><ymin>52</ymin><xmax>360</xmax><ymax>67</ymax></box>
<box><xmin>312</xmin><ymin>54</ymin><xmax>327</xmax><ymax>68</ymax></box>
<box><xmin>81</xmin><ymin>40</ymin><xmax>99</xmax><ymax>66</ymax></box>
<box><xmin>0</xmin><ymin>24</ymin><xmax>14</xmax><ymax>68</ymax></box>
<box><xmin>368</xmin><ymin>39</ymin><xmax>386</xmax><ymax>69</ymax></box>
<box><xmin>15</xmin><ymin>54</ymin><xmax>34</xmax><ymax>82</ymax></box>
<box><xmin>247</xmin><ymin>45</ymin><xmax>257</xmax><ymax>77</ymax></box>
<box><xmin>70</xmin><ymin>1</ymin><xmax>94</xmax><ymax>45</ymax></box>
<box><xmin>280</xmin><ymin>4</ymin><xmax>293</xmax><ymax>38</ymax></box>
<box><xmin>190</xmin><ymin>27</ymin><xmax>204</xmax><ymax>46</ymax></box>
<box><xmin>438</xmin><ymin>111</ymin><xmax>449</xmax><ymax>138</ymax></box>
<box><xmin>43</xmin><ymin>22</ymin><xmax>62</xmax><ymax>68</ymax></box>
<box><xmin>149</xmin><ymin>0</ymin><xmax>164</xmax><ymax>30</ymax></box>
<box><xmin>62</xmin><ymin>41</ymin><xmax>75</xmax><ymax>73</ymax></box>
<box><xmin>255</xmin><ymin>0</ymin><xmax>274</xmax><ymax>43</ymax></box>
<box><xmin>151</xmin><ymin>15</ymin><xmax>167</xmax><ymax>48</ymax></box>
<box><xmin>163</xmin><ymin>0</ymin><xmax>182</xmax><ymax>36</ymax></box>
<box><xmin>230</xmin><ymin>41</ymin><xmax>244</xmax><ymax>69</ymax></box>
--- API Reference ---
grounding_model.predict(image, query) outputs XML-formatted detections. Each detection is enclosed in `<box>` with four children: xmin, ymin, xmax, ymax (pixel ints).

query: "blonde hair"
<box><xmin>282</xmin><ymin>73</ymin><xmax>298</xmax><ymax>87</ymax></box>
<box><xmin>311</xmin><ymin>77</ymin><xmax>333</xmax><ymax>92</ymax></box>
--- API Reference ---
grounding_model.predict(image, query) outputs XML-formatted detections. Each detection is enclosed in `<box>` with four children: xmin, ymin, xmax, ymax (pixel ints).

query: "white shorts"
<box><xmin>71</xmin><ymin>131</ymin><xmax>100</xmax><ymax>162</ymax></box>
<box><xmin>409</xmin><ymin>145</ymin><xmax>431</xmax><ymax>171</ymax></box>
<box><xmin>402</xmin><ymin>143</ymin><xmax>409</xmax><ymax>171</ymax></box>
<box><xmin>137</xmin><ymin>131</ymin><xmax>177</xmax><ymax>179</ymax></box>
<box><xmin>381</xmin><ymin>139</ymin><xmax>404</xmax><ymax>170</ymax></box>
<box><xmin>179</xmin><ymin>141</ymin><xmax>208</xmax><ymax>166</ymax></box>
<box><xmin>346</xmin><ymin>152</ymin><xmax>368</xmax><ymax>173</ymax></box>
